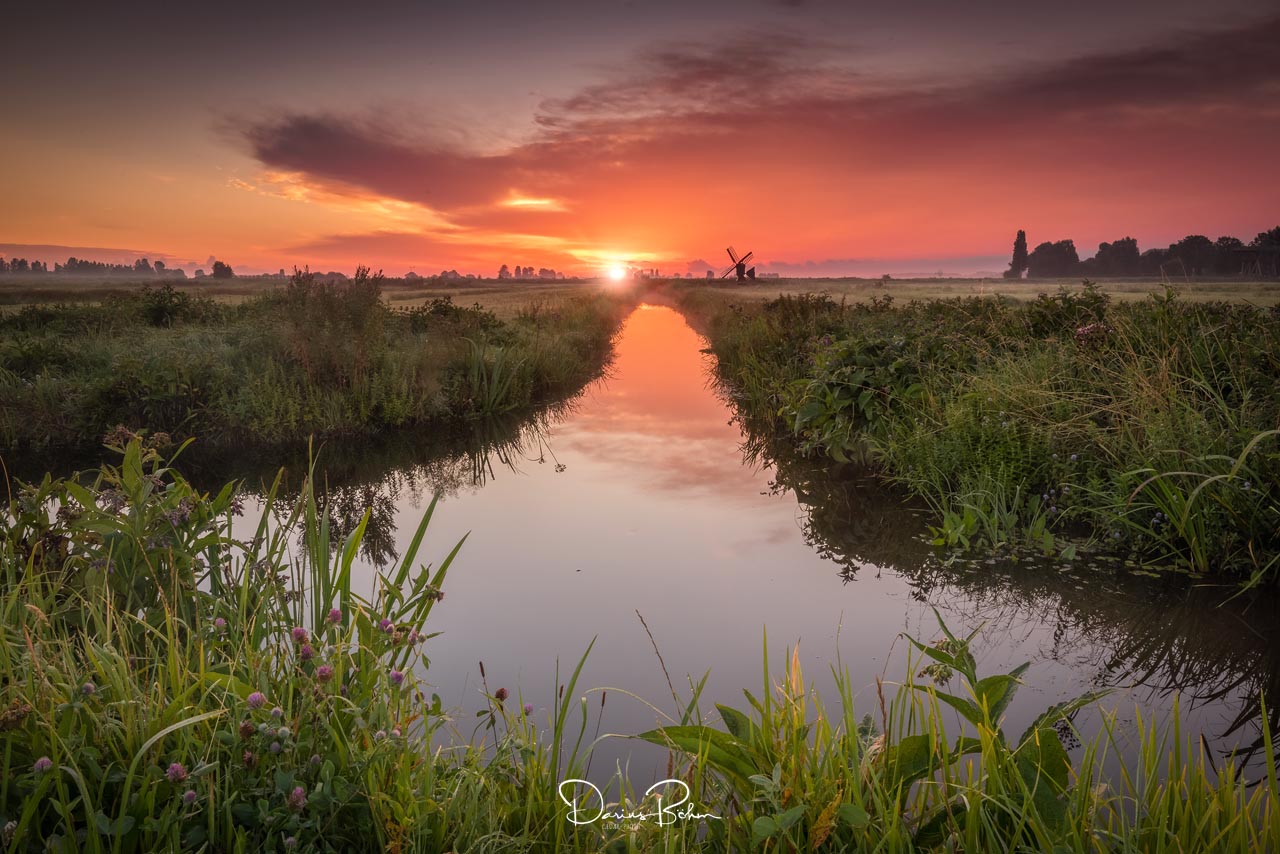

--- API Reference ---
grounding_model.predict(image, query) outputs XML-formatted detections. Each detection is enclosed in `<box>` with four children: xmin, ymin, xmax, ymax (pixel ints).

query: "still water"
<box><xmin>231</xmin><ymin>303</ymin><xmax>1276</xmax><ymax>782</ymax></box>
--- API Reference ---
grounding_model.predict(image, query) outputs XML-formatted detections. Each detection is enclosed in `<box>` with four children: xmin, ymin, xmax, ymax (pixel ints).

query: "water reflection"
<box><xmin>732</xmin><ymin>408</ymin><xmax>1280</xmax><ymax>771</ymax></box>
<box><xmin>21</xmin><ymin>302</ymin><xmax>1272</xmax><ymax>780</ymax></box>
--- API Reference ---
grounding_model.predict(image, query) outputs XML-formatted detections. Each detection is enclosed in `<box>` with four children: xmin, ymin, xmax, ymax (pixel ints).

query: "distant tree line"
<box><xmin>0</xmin><ymin>256</ymin><xmax>250</xmax><ymax>279</ymax></box>
<box><xmin>497</xmin><ymin>264</ymin><xmax>565</xmax><ymax>280</ymax></box>
<box><xmin>1005</xmin><ymin>226</ymin><xmax>1280</xmax><ymax>278</ymax></box>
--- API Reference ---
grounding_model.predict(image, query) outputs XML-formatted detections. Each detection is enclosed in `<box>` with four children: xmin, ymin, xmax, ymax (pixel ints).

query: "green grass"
<box><xmin>0</xmin><ymin>270</ymin><xmax>633</xmax><ymax>453</ymax></box>
<box><xmin>678</xmin><ymin>283</ymin><xmax>1280</xmax><ymax>584</ymax></box>
<box><xmin>2</xmin><ymin>441</ymin><xmax>1277</xmax><ymax>851</ymax></box>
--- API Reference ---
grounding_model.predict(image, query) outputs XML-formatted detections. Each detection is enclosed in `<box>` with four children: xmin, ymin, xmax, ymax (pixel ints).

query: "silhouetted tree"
<box><xmin>1166</xmin><ymin>235</ymin><xmax>1215</xmax><ymax>275</ymax></box>
<box><xmin>1253</xmin><ymin>226</ymin><xmax>1280</xmax><ymax>247</ymax></box>
<box><xmin>1087</xmin><ymin>237</ymin><xmax>1140</xmax><ymax>276</ymax></box>
<box><xmin>1026</xmin><ymin>240</ymin><xmax>1080</xmax><ymax>277</ymax></box>
<box><xmin>154</xmin><ymin>260</ymin><xmax>166</xmax><ymax>274</ymax></box>
<box><xmin>1214</xmin><ymin>236</ymin><xmax>1245</xmax><ymax>274</ymax></box>
<box><xmin>211</xmin><ymin>260</ymin><xmax>234</xmax><ymax>279</ymax></box>
<box><xmin>497</xmin><ymin>264</ymin><xmax>511</xmax><ymax>280</ymax></box>
<box><xmin>134</xmin><ymin>258</ymin><xmax>154</xmax><ymax>274</ymax></box>
<box><xmin>1003</xmin><ymin>229</ymin><xmax>1028</xmax><ymax>279</ymax></box>
<box><xmin>1138</xmin><ymin>248</ymin><xmax>1168</xmax><ymax>277</ymax></box>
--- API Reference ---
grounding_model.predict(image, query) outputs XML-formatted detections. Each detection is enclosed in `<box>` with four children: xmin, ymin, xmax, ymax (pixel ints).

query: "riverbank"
<box><xmin>2</xmin><ymin>439</ymin><xmax>1276</xmax><ymax>852</ymax></box>
<box><xmin>677</xmin><ymin>282</ymin><xmax>1280</xmax><ymax>585</ymax></box>
<box><xmin>0</xmin><ymin>270</ymin><xmax>634</xmax><ymax>452</ymax></box>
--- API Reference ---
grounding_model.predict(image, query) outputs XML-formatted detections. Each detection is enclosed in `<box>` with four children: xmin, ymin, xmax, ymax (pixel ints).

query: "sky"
<box><xmin>2</xmin><ymin>0</ymin><xmax>1278</xmax><ymax>277</ymax></box>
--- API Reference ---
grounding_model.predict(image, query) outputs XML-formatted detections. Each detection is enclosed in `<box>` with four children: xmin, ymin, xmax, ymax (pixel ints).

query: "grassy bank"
<box><xmin>1</xmin><ymin>440</ymin><xmax>1277</xmax><ymax>851</ymax></box>
<box><xmin>678</xmin><ymin>283</ymin><xmax>1280</xmax><ymax>585</ymax></box>
<box><xmin>0</xmin><ymin>270</ymin><xmax>632</xmax><ymax>452</ymax></box>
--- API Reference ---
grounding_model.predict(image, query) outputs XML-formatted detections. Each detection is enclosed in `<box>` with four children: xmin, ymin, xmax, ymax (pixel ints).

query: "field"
<box><xmin>677</xmin><ymin>280</ymin><xmax>1280</xmax><ymax>585</ymax></box>
<box><xmin>0</xmin><ymin>275</ymin><xmax>608</xmax><ymax>319</ymax></box>
<box><xmin>0</xmin><ymin>272</ymin><xmax>634</xmax><ymax>452</ymax></box>
<box><xmin>5</xmin><ymin>273</ymin><xmax>1280</xmax><ymax>313</ymax></box>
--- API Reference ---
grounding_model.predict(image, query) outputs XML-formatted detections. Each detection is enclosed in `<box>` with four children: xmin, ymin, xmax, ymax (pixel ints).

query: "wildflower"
<box><xmin>229</xmin><ymin>495</ymin><xmax>245</xmax><ymax>516</ymax></box>
<box><xmin>379</xmin><ymin>618</ymin><xmax>394</xmax><ymax>634</ymax></box>
<box><xmin>524</xmin><ymin>703</ymin><xmax>534</xmax><ymax>716</ymax></box>
<box><xmin>1243</xmin><ymin>480</ymin><xmax>1252</xmax><ymax>491</ymax></box>
<box><xmin>1051</xmin><ymin>453</ymin><xmax>1058</xmax><ymax>460</ymax></box>
<box><xmin>326</xmin><ymin>608</ymin><xmax>342</xmax><ymax>624</ymax></box>
<box><xmin>374</xmin><ymin>730</ymin><xmax>387</xmax><ymax>741</ymax></box>
<box><xmin>290</xmin><ymin>627</ymin><xmax>309</xmax><ymax>645</ymax></box>
<box><xmin>283</xmin><ymin>837</ymin><xmax>297</xmax><ymax>850</ymax></box>
<box><xmin>310</xmin><ymin>753</ymin><xmax>322</xmax><ymax>766</ymax></box>
<box><xmin>278</xmin><ymin>727</ymin><xmax>292</xmax><ymax>740</ymax></box>
<box><xmin>271</xmin><ymin>706</ymin><xmax>283</xmax><ymax>719</ymax></box>
<box><xmin>389</xmin><ymin>670</ymin><xmax>405</xmax><ymax>686</ymax></box>
<box><xmin>288</xmin><ymin>786</ymin><xmax>307</xmax><ymax>812</ymax></box>
<box><xmin>1070</xmin><ymin>454</ymin><xmax>1078</xmax><ymax>461</ymax></box>
<box><xmin>182</xmin><ymin>789</ymin><xmax>197</xmax><ymax>806</ymax></box>
<box><xmin>270</xmin><ymin>741</ymin><xmax>282</xmax><ymax>754</ymax></box>
<box><xmin>81</xmin><ymin>682</ymin><xmax>96</xmax><ymax>696</ymax></box>
<box><xmin>316</xmin><ymin>665</ymin><xmax>334</xmax><ymax>683</ymax></box>
<box><xmin>243</xmin><ymin>750</ymin><xmax>258</xmax><ymax>769</ymax></box>
<box><xmin>390</xmin><ymin>728</ymin><xmax>401</xmax><ymax>738</ymax></box>
<box><xmin>299</xmin><ymin>644</ymin><xmax>315</xmax><ymax>662</ymax></box>
<box><xmin>33</xmin><ymin>756</ymin><xmax>53</xmax><ymax>774</ymax></box>
<box><xmin>258</xmin><ymin>722</ymin><xmax>271</xmax><ymax>735</ymax></box>
<box><xmin>247</xmin><ymin>691</ymin><xmax>267</xmax><ymax>710</ymax></box>
<box><xmin>494</xmin><ymin>687</ymin><xmax>508</xmax><ymax>703</ymax></box>
<box><xmin>214</xmin><ymin>617</ymin><xmax>227</xmax><ymax>632</ymax></box>
<box><xmin>166</xmin><ymin>762</ymin><xmax>188</xmax><ymax>784</ymax></box>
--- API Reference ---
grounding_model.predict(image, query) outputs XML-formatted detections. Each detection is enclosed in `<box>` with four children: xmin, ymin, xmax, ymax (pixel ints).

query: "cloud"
<box><xmin>236</xmin><ymin>13</ymin><xmax>1280</xmax><ymax>272</ymax></box>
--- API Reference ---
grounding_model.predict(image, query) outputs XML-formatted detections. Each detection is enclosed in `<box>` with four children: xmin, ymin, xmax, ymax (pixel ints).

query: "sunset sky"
<box><xmin>2</xmin><ymin>0</ymin><xmax>1277</xmax><ymax>277</ymax></box>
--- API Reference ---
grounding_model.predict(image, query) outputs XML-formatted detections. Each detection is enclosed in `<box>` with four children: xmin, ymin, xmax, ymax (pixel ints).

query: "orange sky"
<box><xmin>2</xmin><ymin>3</ymin><xmax>1277</xmax><ymax>277</ymax></box>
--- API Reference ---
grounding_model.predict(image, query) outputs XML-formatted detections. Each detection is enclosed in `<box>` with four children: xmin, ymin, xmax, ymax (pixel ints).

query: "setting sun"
<box><xmin>606</xmin><ymin>264</ymin><xmax>626</xmax><ymax>281</ymax></box>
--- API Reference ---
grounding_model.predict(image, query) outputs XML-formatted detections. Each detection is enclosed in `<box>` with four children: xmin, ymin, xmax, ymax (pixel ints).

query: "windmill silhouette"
<box><xmin>720</xmin><ymin>246</ymin><xmax>755</xmax><ymax>282</ymax></box>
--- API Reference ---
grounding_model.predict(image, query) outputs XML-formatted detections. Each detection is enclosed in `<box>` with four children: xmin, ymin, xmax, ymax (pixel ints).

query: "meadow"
<box><xmin>0</xmin><ymin>271</ymin><xmax>633</xmax><ymax>453</ymax></box>
<box><xmin>677</xmin><ymin>281</ymin><xmax>1280</xmax><ymax>586</ymax></box>
<box><xmin>2</xmin><ymin>438</ymin><xmax>1276</xmax><ymax>852</ymax></box>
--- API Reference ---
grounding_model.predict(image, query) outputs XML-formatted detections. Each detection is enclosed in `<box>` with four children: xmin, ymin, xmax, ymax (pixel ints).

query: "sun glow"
<box><xmin>606</xmin><ymin>264</ymin><xmax>627</xmax><ymax>281</ymax></box>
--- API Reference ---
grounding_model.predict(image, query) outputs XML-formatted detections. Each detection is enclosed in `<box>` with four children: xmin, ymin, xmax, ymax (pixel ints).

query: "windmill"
<box><xmin>720</xmin><ymin>246</ymin><xmax>755</xmax><ymax>282</ymax></box>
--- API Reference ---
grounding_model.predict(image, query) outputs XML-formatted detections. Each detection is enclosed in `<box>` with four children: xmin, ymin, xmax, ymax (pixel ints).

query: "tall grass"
<box><xmin>0</xmin><ymin>271</ymin><xmax>632</xmax><ymax>453</ymax></box>
<box><xmin>680</xmin><ymin>283</ymin><xmax>1280</xmax><ymax>584</ymax></box>
<box><xmin>3</xmin><ymin>441</ymin><xmax>1278</xmax><ymax>851</ymax></box>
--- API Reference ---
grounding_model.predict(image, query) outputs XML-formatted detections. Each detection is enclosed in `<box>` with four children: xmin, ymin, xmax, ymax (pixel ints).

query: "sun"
<box><xmin>606</xmin><ymin>264</ymin><xmax>626</xmax><ymax>281</ymax></box>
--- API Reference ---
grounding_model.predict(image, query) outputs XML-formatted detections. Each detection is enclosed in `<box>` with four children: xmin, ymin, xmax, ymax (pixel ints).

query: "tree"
<box><xmin>1026</xmin><ymin>240</ymin><xmax>1080</xmax><ymax>277</ymax></box>
<box><xmin>211</xmin><ymin>260</ymin><xmax>234</xmax><ymax>279</ymax></box>
<box><xmin>134</xmin><ymin>258</ymin><xmax>154</xmax><ymax>274</ymax></box>
<box><xmin>154</xmin><ymin>260</ymin><xmax>166</xmax><ymax>274</ymax></box>
<box><xmin>498</xmin><ymin>264</ymin><xmax>511</xmax><ymax>280</ymax></box>
<box><xmin>1166</xmin><ymin>235</ymin><xmax>1215</xmax><ymax>276</ymax></box>
<box><xmin>1091</xmin><ymin>237</ymin><xmax>1140</xmax><ymax>276</ymax></box>
<box><xmin>1214</xmin><ymin>236</ymin><xmax>1244</xmax><ymax>274</ymax></box>
<box><xmin>1252</xmin><ymin>226</ymin><xmax>1280</xmax><ymax>247</ymax></box>
<box><xmin>1003</xmin><ymin>230</ymin><xmax>1028</xmax><ymax>279</ymax></box>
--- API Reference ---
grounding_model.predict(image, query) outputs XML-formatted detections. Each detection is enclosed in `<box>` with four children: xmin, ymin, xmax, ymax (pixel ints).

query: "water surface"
<box><xmin>216</xmin><ymin>303</ymin><xmax>1280</xmax><ymax>781</ymax></box>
